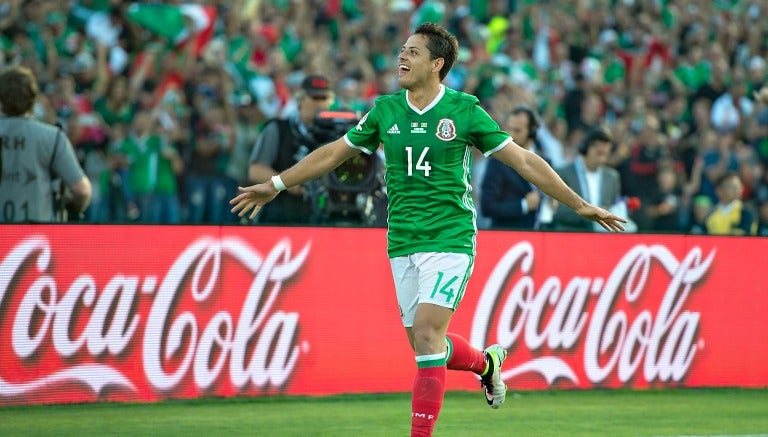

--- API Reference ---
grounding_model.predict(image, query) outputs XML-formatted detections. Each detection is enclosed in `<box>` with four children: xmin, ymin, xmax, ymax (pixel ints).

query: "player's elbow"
<box><xmin>68</xmin><ymin>177</ymin><xmax>92</xmax><ymax>212</ymax></box>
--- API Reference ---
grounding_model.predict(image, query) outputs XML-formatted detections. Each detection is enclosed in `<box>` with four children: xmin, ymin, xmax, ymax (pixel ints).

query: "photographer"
<box><xmin>248</xmin><ymin>74</ymin><xmax>334</xmax><ymax>224</ymax></box>
<box><xmin>0</xmin><ymin>65</ymin><xmax>91</xmax><ymax>223</ymax></box>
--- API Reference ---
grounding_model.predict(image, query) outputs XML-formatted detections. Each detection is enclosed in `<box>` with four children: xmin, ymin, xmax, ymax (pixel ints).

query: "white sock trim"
<box><xmin>415</xmin><ymin>352</ymin><xmax>447</xmax><ymax>362</ymax></box>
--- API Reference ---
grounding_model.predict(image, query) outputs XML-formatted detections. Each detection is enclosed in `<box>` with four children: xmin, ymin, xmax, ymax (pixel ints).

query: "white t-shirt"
<box><xmin>585</xmin><ymin>169</ymin><xmax>601</xmax><ymax>206</ymax></box>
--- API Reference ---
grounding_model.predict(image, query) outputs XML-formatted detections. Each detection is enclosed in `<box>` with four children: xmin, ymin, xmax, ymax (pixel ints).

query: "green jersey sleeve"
<box><xmin>467</xmin><ymin>102</ymin><xmax>512</xmax><ymax>156</ymax></box>
<box><xmin>344</xmin><ymin>105</ymin><xmax>381</xmax><ymax>154</ymax></box>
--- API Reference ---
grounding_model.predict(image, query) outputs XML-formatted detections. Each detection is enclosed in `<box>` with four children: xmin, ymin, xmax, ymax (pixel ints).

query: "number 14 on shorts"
<box><xmin>430</xmin><ymin>271</ymin><xmax>458</xmax><ymax>302</ymax></box>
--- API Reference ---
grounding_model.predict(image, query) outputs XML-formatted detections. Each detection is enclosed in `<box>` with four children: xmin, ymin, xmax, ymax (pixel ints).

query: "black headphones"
<box><xmin>578</xmin><ymin>135</ymin><xmax>590</xmax><ymax>155</ymax></box>
<box><xmin>511</xmin><ymin>105</ymin><xmax>540</xmax><ymax>139</ymax></box>
<box><xmin>579</xmin><ymin>125</ymin><xmax>613</xmax><ymax>155</ymax></box>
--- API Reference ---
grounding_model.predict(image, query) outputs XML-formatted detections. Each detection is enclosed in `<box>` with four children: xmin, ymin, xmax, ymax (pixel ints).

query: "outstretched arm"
<box><xmin>230</xmin><ymin>137</ymin><xmax>361</xmax><ymax>219</ymax></box>
<box><xmin>491</xmin><ymin>142</ymin><xmax>627</xmax><ymax>232</ymax></box>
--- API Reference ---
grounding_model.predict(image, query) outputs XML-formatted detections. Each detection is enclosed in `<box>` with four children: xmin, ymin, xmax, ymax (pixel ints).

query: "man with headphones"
<box><xmin>552</xmin><ymin>125</ymin><xmax>622</xmax><ymax>231</ymax></box>
<box><xmin>480</xmin><ymin>105</ymin><xmax>548</xmax><ymax>229</ymax></box>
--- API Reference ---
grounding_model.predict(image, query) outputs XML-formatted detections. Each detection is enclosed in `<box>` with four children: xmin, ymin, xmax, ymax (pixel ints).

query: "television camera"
<box><xmin>309</xmin><ymin>110</ymin><xmax>386</xmax><ymax>226</ymax></box>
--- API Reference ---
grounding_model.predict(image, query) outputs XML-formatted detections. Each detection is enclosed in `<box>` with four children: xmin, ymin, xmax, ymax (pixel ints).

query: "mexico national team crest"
<box><xmin>435</xmin><ymin>118</ymin><xmax>457</xmax><ymax>141</ymax></box>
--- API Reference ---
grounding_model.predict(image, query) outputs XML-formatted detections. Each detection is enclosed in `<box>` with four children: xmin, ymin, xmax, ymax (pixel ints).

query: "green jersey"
<box><xmin>345</xmin><ymin>85</ymin><xmax>511</xmax><ymax>257</ymax></box>
<box><xmin>118</xmin><ymin>135</ymin><xmax>178</xmax><ymax>195</ymax></box>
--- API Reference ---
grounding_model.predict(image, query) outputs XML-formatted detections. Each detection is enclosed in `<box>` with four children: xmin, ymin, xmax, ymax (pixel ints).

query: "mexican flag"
<box><xmin>126</xmin><ymin>3</ymin><xmax>217</xmax><ymax>55</ymax></box>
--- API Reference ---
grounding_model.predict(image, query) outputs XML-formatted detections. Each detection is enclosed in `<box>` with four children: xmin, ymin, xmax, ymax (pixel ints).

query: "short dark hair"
<box><xmin>0</xmin><ymin>65</ymin><xmax>38</xmax><ymax>116</ymax></box>
<box><xmin>511</xmin><ymin>105</ymin><xmax>540</xmax><ymax>138</ymax></box>
<box><xmin>414</xmin><ymin>23</ymin><xmax>458</xmax><ymax>81</ymax></box>
<box><xmin>580</xmin><ymin>125</ymin><xmax>613</xmax><ymax>154</ymax></box>
<box><xmin>716</xmin><ymin>171</ymin><xmax>741</xmax><ymax>188</ymax></box>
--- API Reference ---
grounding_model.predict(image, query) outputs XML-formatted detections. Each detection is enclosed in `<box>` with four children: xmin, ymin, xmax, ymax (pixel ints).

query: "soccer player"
<box><xmin>231</xmin><ymin>23</ymin><xmax>626</xmax><ymax>437</ymax></box>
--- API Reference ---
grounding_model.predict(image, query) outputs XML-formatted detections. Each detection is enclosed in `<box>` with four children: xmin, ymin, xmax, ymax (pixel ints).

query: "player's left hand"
<box><xmin>229</xmin><ymin>183</ymin><xmax>280</xmax><ymax>220</ymax></box>
<box><xmin>576</xmin><ymin>205</ymin><xmax>627</xmax><ymax>232</ymax></box>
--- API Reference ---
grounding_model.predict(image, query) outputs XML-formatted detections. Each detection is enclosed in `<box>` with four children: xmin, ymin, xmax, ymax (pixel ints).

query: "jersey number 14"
<box><xmin>405</xmin><ymin>146</ymin><xmax>431</xmax><ymax>177</ymax></box>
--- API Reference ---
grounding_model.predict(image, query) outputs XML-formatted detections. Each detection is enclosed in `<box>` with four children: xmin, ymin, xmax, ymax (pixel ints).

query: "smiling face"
<box><xmin>397</xmin><ymin>34</ymin><xmax>440</xmax><ymax>90</ymax></box>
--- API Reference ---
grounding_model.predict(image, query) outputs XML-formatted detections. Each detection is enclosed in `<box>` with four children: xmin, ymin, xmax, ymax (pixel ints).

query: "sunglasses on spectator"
<box><xmin>309</xmin><ymin>95</ymin><xmax>331</xmax><ymax>101</ymax></box>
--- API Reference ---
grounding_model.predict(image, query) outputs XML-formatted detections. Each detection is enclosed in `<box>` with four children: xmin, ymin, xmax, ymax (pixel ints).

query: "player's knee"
<box><xmin>411</xmin><ymin>324</ymin><xmax>445</xmax><ymax>354</ymax></box>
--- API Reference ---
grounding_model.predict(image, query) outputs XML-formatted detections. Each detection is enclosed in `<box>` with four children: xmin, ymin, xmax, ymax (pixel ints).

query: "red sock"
<box><xmin>445</xmin><ymin>333</ymin><xmax>488</xmax><ymax>375</ymax></box>
<box><xmin>411</xmin><ymin>361</ymin><xmax>446</xmax><ymax>437</ymax></box>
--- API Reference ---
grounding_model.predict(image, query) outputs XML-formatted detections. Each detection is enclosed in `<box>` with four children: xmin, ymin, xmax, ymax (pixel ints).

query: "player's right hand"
<box><xmin>575</xmin><ymin>204</ymin><xmax>627</xmax><ymax>232</ymax></box>
<box><xmin>229</xmin><ymin>183</ymin><xmax>280</xmax><ymax>219</ymax></box>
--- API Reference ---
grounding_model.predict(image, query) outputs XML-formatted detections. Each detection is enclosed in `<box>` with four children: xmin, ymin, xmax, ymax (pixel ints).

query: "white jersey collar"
<box><xmin>405</xmin><ymin>84</ymin><xmax>445</xmax><ymax>115</ymax></box>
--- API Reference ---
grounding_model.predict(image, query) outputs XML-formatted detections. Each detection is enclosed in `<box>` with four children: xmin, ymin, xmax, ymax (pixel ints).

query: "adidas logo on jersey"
<box><xmin>387</xmin><ymin>124</ymin><xmax>401</xmax><ymax>134</ymax></box>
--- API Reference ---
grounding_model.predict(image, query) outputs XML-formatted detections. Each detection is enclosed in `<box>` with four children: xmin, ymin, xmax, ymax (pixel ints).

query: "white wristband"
<box><xmin>271</xmin><ymin>175</ymin><xmax>287</xmax><ymax>192</ymax></box>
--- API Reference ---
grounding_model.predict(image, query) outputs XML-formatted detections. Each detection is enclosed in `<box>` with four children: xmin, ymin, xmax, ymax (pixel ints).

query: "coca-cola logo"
<box><xmin>0</xmin><ymin>235</ymin><xmax>310</xmax><ymax>398</ymax></box>
<box><xmin>471</xmin><ymin>243</ymin><xmax>715</xmax><ymax>385</ymax></box>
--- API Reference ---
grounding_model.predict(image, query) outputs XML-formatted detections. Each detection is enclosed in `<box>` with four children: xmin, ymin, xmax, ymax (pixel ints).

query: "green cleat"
<box><xmin>480</xmin><ymin>345</ymin><xmax>508</xmax><ymax>409</ymax></box>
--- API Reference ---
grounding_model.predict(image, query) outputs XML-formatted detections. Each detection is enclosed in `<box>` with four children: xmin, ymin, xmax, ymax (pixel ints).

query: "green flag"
<box><xmin>126</xmin><ymin>3</ymin><xmax>187</xmax><ymax>41</ymax></box>
<box><xmin>126</xmin><ymin>3</ymin><xmax>216</xmax><ymax>55</ymax></box>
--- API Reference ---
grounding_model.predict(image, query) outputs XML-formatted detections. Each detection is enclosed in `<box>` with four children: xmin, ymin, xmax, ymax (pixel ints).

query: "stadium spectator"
<box><xmin>706</xmin><ymin>172</ymin><xmax>757</xmax><ymax>236</ymax></box>
<box><xmin>710</xmin><ymin>71</ymin><xmax>754</xmax><ymax>135</ymax></box>
<box><xmin>628</xmin><ymin>114</ymin><xmax>688</xmax><ymax>228</ymax></box>
<box><xmin>562</xmin><ymin>73</ymin><xmax>589</xmax><ymax>133</ymax></box>
<box><xmin>551</xmin><ymin>125</ymin><xmax>622</xmax><ymax>232</ymax></box>
<box><xmin>227</xmin><ymin>91</ymin><xmax>266</xmax><ymax>196</ymax></box>
<box><xmin>659</xmin><ymin>93</ymin><xmax>692</xmax><ymax>155</ymax></box>
<box><xmin>185</xmin><ymin>102</ymin><xmax>236</xmax><ymax>224</ymax></box>
<box><xmin>93</xmin><ymin>75</ymin><xmax>134</xmax><ymax>128</ymax></box>
<box><xmin>686</xmin><ymin>194</ymin><xmax>712</xmax><ymax>235</ymax></box>
<box><xmin>700</xmin><ymin>130</ymin><xmax>741</xmax><ymax>204</ymax></box>
<box><xmin>622</xmin><ymin>114</ymin><xmax>668</xmax><ymax>203</ymax></box>
<box><xmin>115</xmin><ymin>110</ymin><xmax>183</xmax><ymax>223</ymax></box>
<box><xmin>481</xmin><ymin>105</ymin><xmax>548</xmax><ymax>230</ymax></box>
<box><xmin>691</xmin><ymin>55</ymin><xmax>729</xmax><ymax>106</ymax></box>
<box><xmin>646</xmin><ymin>165</ymin><xmax>684</xmax><ymax>233</ymax></box>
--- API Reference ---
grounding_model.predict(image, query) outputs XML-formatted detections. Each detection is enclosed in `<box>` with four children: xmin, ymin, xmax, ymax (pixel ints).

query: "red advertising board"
<box><xmin>0</xmin><ymin>225</ymin><xmax>766</xmax><ymax>405</ymax></box>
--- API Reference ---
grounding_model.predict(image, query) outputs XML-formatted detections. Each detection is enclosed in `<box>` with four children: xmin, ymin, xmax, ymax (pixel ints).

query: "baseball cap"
<box><xmin>302</xmin><ymin>74</ymin><xmax>331</xmax><ymax>97</ymax></box>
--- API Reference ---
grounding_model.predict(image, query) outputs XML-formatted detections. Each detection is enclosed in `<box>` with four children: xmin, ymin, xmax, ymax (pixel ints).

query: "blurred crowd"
<box><xmin>2</xmin><ymin>0</ymin><xmax>768</xmax><ymax>235</ymax></box>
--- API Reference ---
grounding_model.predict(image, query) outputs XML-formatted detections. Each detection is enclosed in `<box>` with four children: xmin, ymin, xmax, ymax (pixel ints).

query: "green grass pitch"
<box><xmin>1</xmin><ymin>388</ymin><xmax>766</xmax><ymax>436</ymax></box>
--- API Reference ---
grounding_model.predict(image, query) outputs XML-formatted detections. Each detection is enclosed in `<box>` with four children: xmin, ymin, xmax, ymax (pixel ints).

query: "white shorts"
<box><xmin>390</xmin><ymin>252</ymin><xmax>474</xmax><ymax>327</ymax></box>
